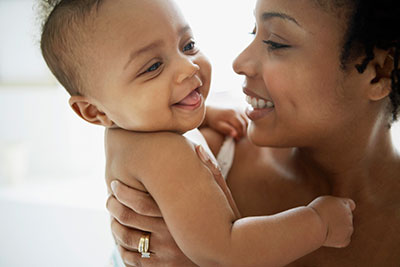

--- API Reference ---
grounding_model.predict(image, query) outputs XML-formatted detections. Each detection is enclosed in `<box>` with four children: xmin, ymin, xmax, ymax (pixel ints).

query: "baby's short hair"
<box><xmin>40</xmin><ymin>0</ymin><xmax>104</xmax><ymax>96</ymax></box>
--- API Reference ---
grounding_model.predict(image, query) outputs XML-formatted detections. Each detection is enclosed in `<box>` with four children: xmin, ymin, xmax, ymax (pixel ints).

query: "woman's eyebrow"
<box><xmin>261</xmin><ymin>12</ymin><xmax>301</xmax><ymax>27</ymax></box>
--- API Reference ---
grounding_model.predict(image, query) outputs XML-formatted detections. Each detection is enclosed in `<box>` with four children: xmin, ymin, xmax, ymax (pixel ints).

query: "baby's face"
<box><xmin>85</xmin><ymin>0</ymin><xmax>211</xmax><ymax>133</ymax></box>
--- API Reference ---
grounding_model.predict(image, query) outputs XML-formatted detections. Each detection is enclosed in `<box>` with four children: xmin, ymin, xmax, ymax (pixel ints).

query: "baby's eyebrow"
<box><xmin>178</xmin><ymin>25</ymin><xmax>192</xmax><ymax>36</ymax></box>
<box><xmin>124</xmin><ymin>41</ymin><xmax>164</xmax><ymax>71</ymax></box>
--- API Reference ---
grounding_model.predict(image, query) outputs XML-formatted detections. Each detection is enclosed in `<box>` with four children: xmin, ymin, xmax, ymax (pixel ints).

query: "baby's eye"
<box><xmin>263</xmin><ymin>40</ymin><xmax>291</xmax><ymax>51</ymax></box>
<box><xmin>183</xmin><ymin>41</ymin><xmax>196</xmax><ymax>52</ymax></box>
<box><xmin>145</xmin><ymin>62</ymin><xmax>162</xmax><ymax>73</ymax></box>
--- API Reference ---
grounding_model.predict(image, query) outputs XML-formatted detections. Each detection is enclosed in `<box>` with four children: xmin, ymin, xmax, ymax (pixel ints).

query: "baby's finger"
<box><xmin>240</xmin><ymin>112</ymin><xmax>249</xmax><ymax>129</ymax></box>
<box><xmin>226</xmin><ymin>116</ymin><xmax>247</xmax><ymax>137</ymax></box>
<box><xmin>216</xmin><ymin>121</ymin><xmax>238</xmax><ymax>138</ymax></box>
<box><xmin>346</xmin><ymin>199</ymin><xmax>356</xmax><ymax>211</ymax></box>
<box><xmin>236</xmin><ymin>112</ymin><xmax>248</xmax><ymax>131</ymax></box>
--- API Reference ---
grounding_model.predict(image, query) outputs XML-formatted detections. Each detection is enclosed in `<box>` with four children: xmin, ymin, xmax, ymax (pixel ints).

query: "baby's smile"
<box><xmin>173</xmin><ymin>88</ymin><xmax>203</xmax><ymax>111</ymax></box>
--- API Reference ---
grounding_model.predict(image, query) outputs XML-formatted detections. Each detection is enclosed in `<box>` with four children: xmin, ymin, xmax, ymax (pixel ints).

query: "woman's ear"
<box><xmin>368</xmin><ymin>48</ymin><xmax>393</xmax><ymax>101</ymax></box>
<box><xmin>69</xmin><ymin>96</ymin><xmax>114</xmax><ymax>127</ymax></box>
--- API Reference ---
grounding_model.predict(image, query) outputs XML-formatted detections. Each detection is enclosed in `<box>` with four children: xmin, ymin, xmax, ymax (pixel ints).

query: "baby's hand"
<box><xmin>201</xmin><ymin>106</ymin><xmax>248</xmax><ymax>141</ymax></box>
<box><xmin>308</xmin><ymin>196</ymin><xmax>356</xmax><ymax>248</ymax></box>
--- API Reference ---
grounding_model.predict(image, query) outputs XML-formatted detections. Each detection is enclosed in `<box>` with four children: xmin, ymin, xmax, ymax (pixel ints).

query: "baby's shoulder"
<box><xmin>105</xmin><ymin>128</ymin><xmax>196</xmax><ymax>172</ymax></box>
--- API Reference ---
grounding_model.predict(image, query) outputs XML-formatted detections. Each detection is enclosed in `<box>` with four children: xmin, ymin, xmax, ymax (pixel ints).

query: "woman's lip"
<box><xmin>245</xmin><ymin>106</ymin><xmax>273</xmax><ymax>121</ymax></box>
<box><xmin>243</xmin><ymin>87</ymin><xmax>268</xmax><ymax>100</ymax></box>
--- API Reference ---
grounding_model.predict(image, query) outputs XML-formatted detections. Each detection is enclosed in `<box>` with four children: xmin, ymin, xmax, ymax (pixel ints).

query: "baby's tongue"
<box><xmin>178</xmin><ymin>90</ymin><xmax>200</xmax><ymax>105</ymax></box>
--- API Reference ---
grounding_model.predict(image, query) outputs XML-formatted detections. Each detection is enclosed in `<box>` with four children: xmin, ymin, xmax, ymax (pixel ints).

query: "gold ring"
<box><xmin>138</xmin><ymin>234</ymin><xmax>150</xmax><ymax>258</ymax></box>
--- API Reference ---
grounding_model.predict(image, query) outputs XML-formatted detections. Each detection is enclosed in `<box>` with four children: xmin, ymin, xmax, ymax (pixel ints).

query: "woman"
<box><xmin>106</xmin><ymin>0</ymin><xmax>400</xmax><ymax>266</ymax></box>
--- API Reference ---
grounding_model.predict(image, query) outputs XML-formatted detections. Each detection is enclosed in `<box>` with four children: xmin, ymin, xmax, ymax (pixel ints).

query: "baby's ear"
<box><xmin>69</xmin><ymin>96</ymin><xmax>114</xmax><ymax>127</ymax></box>
<box><xmin>368</xmin><ymin>48</ymin><xmax>393</xmax><ymax>101</ymax></box>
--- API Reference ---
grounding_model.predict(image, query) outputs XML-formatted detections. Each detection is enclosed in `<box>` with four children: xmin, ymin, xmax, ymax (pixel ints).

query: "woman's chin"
<box><xmin>247</xmin><ymin>124</ymin><xmax>288</xmax><ymax>147</ymax></box>
<box><xmin>247</xmin><ymin>125</ymin><xmax>271</xmax><ymax>146</ymax></box>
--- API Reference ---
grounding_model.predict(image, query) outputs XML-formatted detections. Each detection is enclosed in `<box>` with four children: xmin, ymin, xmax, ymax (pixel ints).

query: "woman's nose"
<box><xmin>232</xmin><ymin>43</ymin><xmax>259</xmax><ymax>78</ymax></box>
<box><xmin>175</xmin><ymin>56</ymin><xmax>200</xmax><ymax>84</ymax></box>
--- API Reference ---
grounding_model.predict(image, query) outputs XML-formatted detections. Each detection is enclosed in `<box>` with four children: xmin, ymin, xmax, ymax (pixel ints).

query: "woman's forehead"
<box><xmin>255</xmin><ymin>0</ymin><xmax>347</xmax><ymax>35</ymax></box>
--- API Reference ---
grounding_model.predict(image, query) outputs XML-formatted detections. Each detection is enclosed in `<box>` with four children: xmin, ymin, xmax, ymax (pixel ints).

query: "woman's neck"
<box><xmin>294</xmin><ymin>121</ymin><xmax>399</xmax><ymax>201</ymax></box>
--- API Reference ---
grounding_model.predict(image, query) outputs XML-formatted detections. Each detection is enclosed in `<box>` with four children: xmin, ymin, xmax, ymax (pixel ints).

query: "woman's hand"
<box><xmin>201</xmin><ymin>106</ymin><xmax>248</xmax><ymax>141</ymax></box>
<box><xmin>107</xmin><ymin>181</ymin><xmax>196</xmax><ymax>266</ymax></box>
<box><xmin>106</xmin><ymin>145</ymin><xmax>235</xmax><ymax>266</ymax></box>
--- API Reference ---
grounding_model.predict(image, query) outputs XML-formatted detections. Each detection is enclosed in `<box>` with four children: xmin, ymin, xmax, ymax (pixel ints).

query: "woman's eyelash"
<box><xmin>249</xmin><ymin>25</ymin><xmax>290</xmax><ymax>51</ymax></box>
<box><xmin>263</xmin><ymin>40</ymin><xmax>291</xmax><ymax>50</ymax></box>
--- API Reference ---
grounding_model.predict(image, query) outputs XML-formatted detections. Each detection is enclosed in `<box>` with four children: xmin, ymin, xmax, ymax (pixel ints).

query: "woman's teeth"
<box><xmin>246</xmin><ymin>95</ymin><xmax>274</xmax><ymax>109</ymax></box>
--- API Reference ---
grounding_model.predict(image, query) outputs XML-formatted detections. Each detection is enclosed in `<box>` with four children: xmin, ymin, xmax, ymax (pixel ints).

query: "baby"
<box><xmin>40</xmin><ymin>0</ymin><xmax>355</xmax><ymax>266</ymax></box>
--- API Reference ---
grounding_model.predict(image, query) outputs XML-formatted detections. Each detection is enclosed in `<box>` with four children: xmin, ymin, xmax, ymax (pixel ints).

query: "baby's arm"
<box><xmin>107</xmin><ymin>129</ymin><xmax>354</xmax><ymax>267</ymax></box>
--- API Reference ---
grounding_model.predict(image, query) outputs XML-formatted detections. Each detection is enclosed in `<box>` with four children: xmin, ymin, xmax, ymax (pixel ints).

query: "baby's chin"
<box><xmin>118</xmin><ymin>118</ymin><xmax>204</xmax><ymax>134</ymax></box>
<box><xmin>173</xmin><ymin>118</ymin><xmax>205</xmax><ymax>135</ymax></box>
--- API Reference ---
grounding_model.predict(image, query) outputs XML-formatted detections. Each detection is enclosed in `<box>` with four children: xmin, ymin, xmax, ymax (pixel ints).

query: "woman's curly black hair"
<box><xmin>329</xmin><ymin>0</ymin><xmax>400</xmax><ymax>122</ymax></box>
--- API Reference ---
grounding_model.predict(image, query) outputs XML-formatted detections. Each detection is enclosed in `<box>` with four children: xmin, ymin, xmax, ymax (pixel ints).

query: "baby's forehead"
<box><xmin>94</xmin><ymin>0</ymin><xmax>185</xmax><ymax>29</ymax></box>
<box><xmin>87</xmin><ymin>0</ymin><xmax>190</xmax><ymax>52</ymax></box>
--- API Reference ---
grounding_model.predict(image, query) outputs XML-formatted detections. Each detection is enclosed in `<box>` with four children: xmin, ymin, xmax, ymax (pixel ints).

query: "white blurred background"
<box><xmin>0</xmin><ymin>0</ymin><xmax>255</xmax><ymax>266</ymax></box>
<box><xmin>0</xmin><ymin>0</ymin><xmax>399</xmax><ymax>266</ymax></box>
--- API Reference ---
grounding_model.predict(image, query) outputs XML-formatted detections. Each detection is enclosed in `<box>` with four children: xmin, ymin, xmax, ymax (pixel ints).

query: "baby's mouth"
<box><xmin>176</xmin><ymin>88</ymin><xmax>202</xmax><ymax>106</ymax></box>
<box><xmin>246</xmin><ymin>95</ymin><xmax>274</xmax><ymax>109</ymax></box>
<box><xmin>173</xmin><ymin>83</ymin><xmax>204</xmax><ymax>111</ymax></box>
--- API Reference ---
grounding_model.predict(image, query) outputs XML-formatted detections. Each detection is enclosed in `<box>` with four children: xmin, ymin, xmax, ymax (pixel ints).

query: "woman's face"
<box><xmin>233</xmin><ymin>0</ymin><xmax>371</xmax><ymax>148</ymax></box>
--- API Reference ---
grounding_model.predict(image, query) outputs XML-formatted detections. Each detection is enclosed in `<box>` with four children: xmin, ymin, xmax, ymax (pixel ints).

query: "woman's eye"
<box><xmin>250</xmin><ymin>26</ymin><xmax>256</xmax><ymax>35</ymax></box>
<box><xmin>183</xmin><ymin>41</ymin><xmax>196</xmax><ymax>52</ymax></box>
<box><xmin>263</xmin><ymin>40</ymin><xmax>291</xmax><ymax>51</ymax></box>
<box><xmin>145</xmin><ymin>62</ymin><xmax>162</xmax><ymax>73</ymax></box>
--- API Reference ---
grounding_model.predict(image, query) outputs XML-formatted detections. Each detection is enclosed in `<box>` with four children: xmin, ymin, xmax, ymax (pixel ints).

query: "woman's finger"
<box><xmin>111</xmin><ymin>180</ymin><xmax>162</xmax><ymax>217</ymax></box>
<box><xmin>107</xmin><ymin>196</ymin><xmax>165</xmax><ymax>231</ymax></box>
<box><xmin>114</xmin><ymin>223</ymin><xmax>196</xmax><ymax>267</ymax></box>
<box><xmin>196</xmin><ymin>145</ymin><xmax>222</xmax><ymax>176</ymax></box>
<box><xmin>111</xmin><ymin>217</ymin><xmax>171</xmax><ymax>252</ymax></box>
<box><xmin>118</xmin><ymin>245</ymin><xmax>162</xmax><ymax>267</ymax></box>
<box><xmin>196</xmin><ymin>145</ymin><xmax>241</xmax><ymax>218</ymax></box>
<box><xmin>111</xmin><ymin>218</ymin><xmax>146</xmax><ymax>250</ymax></box>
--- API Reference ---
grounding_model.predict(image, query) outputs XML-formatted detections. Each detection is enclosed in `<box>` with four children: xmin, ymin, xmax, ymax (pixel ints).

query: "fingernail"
<box><xmin>111</xmin><ymin>180</ymin><xmax>118</xmax><ymax>193</ymax></box>
<box><xmin>197</xmin><ymin>145</ymin><xmax>210</xmax><ymax>162</ymax></box>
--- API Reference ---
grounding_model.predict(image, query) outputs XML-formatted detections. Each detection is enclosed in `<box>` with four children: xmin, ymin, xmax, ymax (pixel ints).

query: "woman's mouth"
<box><xmin>246</xmin><ymin>95</ymin><xmax>274</xmax><ymax>109</ymax></box>
<box><xmin>245</xmin><ymin>95</ymin><xmax>274</xmax><ymax>121</ymax></box>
